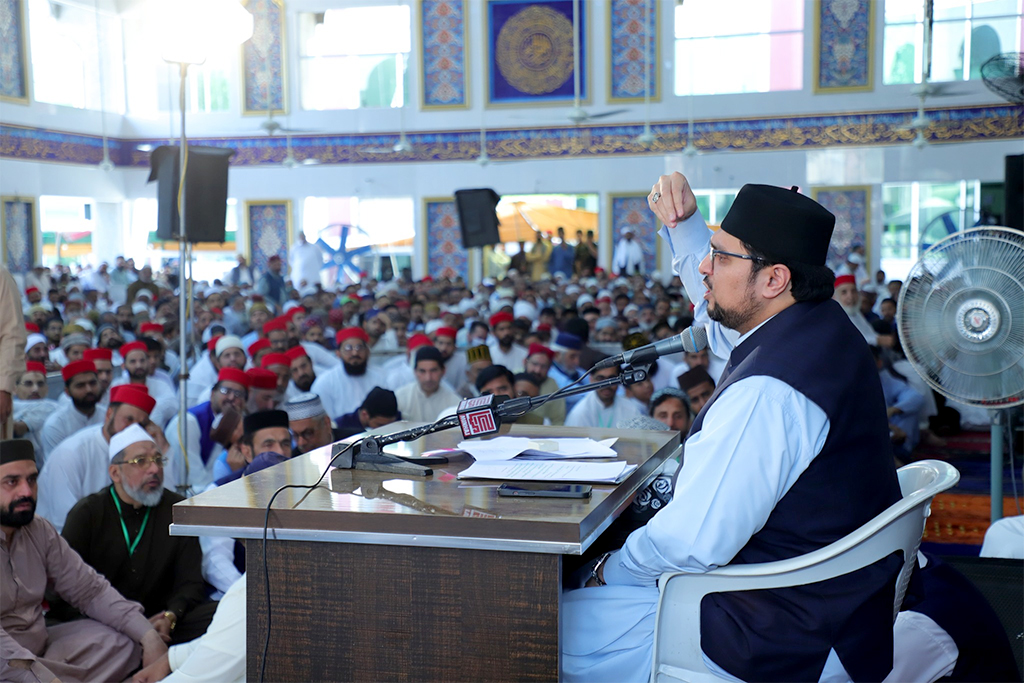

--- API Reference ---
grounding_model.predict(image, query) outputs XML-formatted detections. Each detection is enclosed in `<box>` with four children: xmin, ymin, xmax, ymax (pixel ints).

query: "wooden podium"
<box><xmin>171</xmin><ymin>424</ymin><xmax>680</xmax><ymax>682</ymax></box>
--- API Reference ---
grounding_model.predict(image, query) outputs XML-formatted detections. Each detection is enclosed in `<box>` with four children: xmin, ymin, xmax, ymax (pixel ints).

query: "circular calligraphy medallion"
<box><xmin>495</xmin><ymin>5</ymin><xmax>575</xmax><ymax>95</ymax></box>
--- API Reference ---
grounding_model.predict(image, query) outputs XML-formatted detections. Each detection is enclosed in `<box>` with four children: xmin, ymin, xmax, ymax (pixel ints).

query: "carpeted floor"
<box><xmin>907</xmin><ymin>430</ymin><xmax>1023</xmax><ymax>553</ymax></box>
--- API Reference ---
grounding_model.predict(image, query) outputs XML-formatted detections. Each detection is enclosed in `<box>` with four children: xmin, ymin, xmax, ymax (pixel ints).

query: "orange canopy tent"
<box><xmin>496</xmin><ymin>202</ymin><xmax>598</xmax><ymax>243</ymax></box>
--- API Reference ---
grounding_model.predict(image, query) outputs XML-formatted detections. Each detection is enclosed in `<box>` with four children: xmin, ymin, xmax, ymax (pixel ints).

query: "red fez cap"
<box><xmin>61</xmin><ymin>360</ymin><xmax>97</xmax><ymax>382</ymax></box>
<box><xmin>208</xmin><ymin>335</ymin><xmax>223</xmax><ymax>352</ymax></box>
<box><xmin>246</xmin><ymin>368</ymin><xmax>277</xmax><ymax>390</ymax></box>
<box><xmin>120</xmin><ymin>341</ymin><xmax>147</xmax><ymax>358</ymax></box>
<box><xmin>25</xmin><ymin>361</ymin><xmax>46</xmax><ymax>375</ymax></box>
<box><xmin>489</xmin><ymin>312</ymin><xmax>514</xmax><ymax>327</ymax></box>
<box><xmin>336</xmin><ymin>327</ymin><xmax>370</xmax><ymax>344</ymax></box>
<box><xmin>248</xmin><ymin>338</ymin><xmax>271</xmax><ymax>357</ymax></box>
<box><xmin>395</xmin><ymin>300</ymin><xmax>410</xmax><ymax>309</ymax></box>
<box><xmin>834</xmin><ymin>274</ymin><xmax>856</xmax><ymax>288</ymax></box>
<box><xmin>285</xmin><ymin>308</ymin><xmax>304</xmax><ymax>320</ymax></box>
<box><xmin>434</xmin><ymin>326</ymin><xmax>458</xmax><ymax>339</ymax></box>
<box><xmin>25</xmin><ymin>286</ymin><xmax>40</xmax><ymax>295</ymax></box>
<box><xmin>210</xmin><ymin>307</ymin><xmax>223</xmax><ymax>316</ymax></box>
<box><xmin>527</xmin><ymin>343</ymin><xmax>555</xmax><ymax>360</ymax></box>
<box><xmin>285</xmin><ymin>346</ymin><xmax>308</xmax><ymax>362</ymax></box>
<box><xmin>537</xmin><ymin>323</ymin><xmax>552</xmax><ymax>332</ymax></box>
<box><xmin>25</xmin><ymin>322</ymin><xmax>39</xmax><ymax>333</ymax></box>
<box><xmin>261</xmin><ymin>353</ymin><xmax>290</xmax><ymax>369</ymax></box>
<box><xmin>217</xmin><ymin>367</ymin><xmax>250</xmax><ymax>388</ymax></box>
<box><xmin>110</xmin><ymin>384</ymin><xmax>156</xmax><ymax>414</ymax></box>
<box><xmin>268</xmin><ymin>254</ymin><xmax>281</xmax><ymax>262</ymax></box>
<box><xmin>421</xmin><ymin>275</ymin><xmax>433</xmax><ymax>282</ymax></box>
<box><xmin>263</xmin><ymin>319</ymin><xmax>288</xmax><ymax>334</ymax></box>
<box><xmin>139</xmin><ymin>322</ymin><xmax>164</xmax><ymax>334</ymax></box>
<box><xmin>596</xmin><ymin>295</ymin><xmax>612</xmax><ymax>304</ymax></box>
<box><xmin>83</xmin><ymin>348</ymin><xmax>113</xmax><ymax>362</ymax></box>
<box><xmin>407</xmin><ymin>333</ymin><xmax>433</xmax><ymax>351</ymax></box>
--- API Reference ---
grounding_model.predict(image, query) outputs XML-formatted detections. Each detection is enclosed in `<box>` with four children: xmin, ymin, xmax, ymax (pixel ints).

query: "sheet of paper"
<box><xmin>457</xmin><ymin>437</ymin><xmax>619</xmax><ymax>461</ymax></box>
<box><xmin>457</xmin><ymin>459</ymin><xmax>638</xmax><ymax>484</ymax></box>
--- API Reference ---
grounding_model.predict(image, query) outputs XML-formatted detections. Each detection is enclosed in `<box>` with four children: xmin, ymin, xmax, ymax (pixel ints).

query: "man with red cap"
<box><xmin>164</xmin><ymin>368</ymin><xmax>249</xmax><ymax>492</ymax></box>
<box><xmin>11</xmin><ymin>362</ymin><xmax>56</xmax><ymax>458</ymax></box>
<box><xmin>486</xmin><ymin>311</ymin><xmax>527</xmax><ymax>372</ymax></box>
<box><xmin>185</xmin><ymin>335</ymin><xmax>246</xmax><ymax>408</ymax></box>
<box><xmin>285</xmin><ymin>346</ymin><xmax>316</xmax><ymax>393</ymax></box>
<box><xmin>834</xmin><ymin>274</ymin><xmax>894</xmax><ymax>348</ymax></box>
<box><xmin>246</xmin><ymin>368</ymin><xmax>279</xmax><ymax>413</ymax></box>
<box><xmin>83</xmin><ymin>347</ymin><xmax>115</xmax><ymax>404</ymax></box>
<box><xmin>311</xmin><ymin>327</ymin><xmax>387</xmax><ymax>421</ymax></box>
<box><xmin>524</xmin><ymin>342</ymin><xmax>565</xmax><ymax>425</ymax></box>
<box><xmin>260</xmin><ymin>352</ymin><xmax>293</xmax><ymax>399</ymax></box>
<box><xmin>431</xmin><ymin>325</ymin><xmax>467</xmax><ymax>389</ymax></box>
<box><xmin>37</xmin><ymin>384</ymin><xmax>172</xmax><ymax>532</ymax></box>
<box><xmin>248</xmin><ymin>337</ymin><xmax>272</xmax><ymax>368</ymax></box>
<box><xmin>112</xmin><ymin>341</ymin><xmax>176</xmax><ymax>428</ymax></box>
<box><xmin>39</xmin><ymin>360</ymin><xmax>104</xmax><ymax>461</ymax></box>
<box><xmin>382</xmin><ymin>333</ymin><xmax>432</xmax><ymax>390</ymax></box>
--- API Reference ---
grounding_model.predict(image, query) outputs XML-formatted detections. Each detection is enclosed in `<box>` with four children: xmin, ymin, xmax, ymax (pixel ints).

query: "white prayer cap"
<box><xmin>458</xmin><ymin>298</ymin><xmax>478</xmax><ymax>314</ymax></box>
<box><xmin>73</xmin><ymin>318</ymin><xmax>95</xmax><ymax>333</ymax></box>
<box><xmin>565</xmin><ymin>284</ymin><xmax>582</xmax><ymax>296</ymax></box>
<box><xmin>513</xmin><ymin>300</ymin><xmax>537</xmax><ymax>319</ymax></box>
<box><xmin>424</xmin><ymin>319</ymin><xmax>445</xmax><ymax>335</ymax></box>
<box><xmin>620</xmin><ymin>225</ymin><xmax>635</xmax><ymax>236</ymax></box>
<box><xmin>283</xmin><ymin>300</ymin><xmax>303</xmax><ymax>312</ymax></box>
<box><xmin>283</xmin><ymin>392</ymin><xmax>327</xmax><ymax>421</ymax></box>
<box><xmin>298</xmin><ymin>285</ymin><xmax>318</xmax><ymax>298</ymax></box>
<box><xmin>135</xmin><ymin>289</ymin><xmax>154</xmax><ymax>300</ymax></box>
<box><xmin>108</xmin><ymin>423</ymin><xmax>155</xmax><ymax>461</ymax></box>
<box><xmin>576</xmin><ymin>294</ymin><xmax>594</xmax><ymax>308</ymax></box>
<box><xmin>847</xmin><ymin>253</ymin><xmax>864</xmax><ymax>265</ymax></box>
<box><xmin>25</xmin><ymin>333</ymin><xmax>48</xmax><ymax>353</ymax></box>
<box><xmin>215</xmin><ymin>335</ymin><xmax>244</xmax><ymax>357</ymax></box>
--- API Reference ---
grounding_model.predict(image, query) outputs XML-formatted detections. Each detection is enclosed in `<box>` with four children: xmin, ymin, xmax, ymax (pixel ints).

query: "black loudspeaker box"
<box><xmin>1005</xmin><ymin>154</ymin><xmax>1022</xmax><ymax>231</ymax></box>
<box><xmin>454</xmin><ymin>188</ymin><xmax>501</xmax><ymax>248</ymax></box>
<box><xmin>148</xmin><ymin>145</ymin><xmax>235</xmax><ymax>243</ymax></box>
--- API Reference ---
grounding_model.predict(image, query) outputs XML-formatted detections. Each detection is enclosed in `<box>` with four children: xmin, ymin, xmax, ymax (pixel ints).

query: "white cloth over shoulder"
<box><xmin>165</xmin><ymin>574</ymin><xmax>247</xmax><ymax>683</ymax></box>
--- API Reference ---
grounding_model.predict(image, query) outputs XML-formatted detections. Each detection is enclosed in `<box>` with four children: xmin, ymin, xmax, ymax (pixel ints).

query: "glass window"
<box><xmin>880</xmin><ymin>180</ymin><xmax>981</xmax><ymax>280</ymax></box>
<box><xmin>691</xmin><ymin>190</ymin><xmax>739</xmax><ymax>225</ymax></box>
<box><xmin>303</xmin><ymin>197</ymin><xmax>415</xmax><ymax>283</ymax></box>
<box><xmin>28</xmin><ymin>0</ymin><xmax>125</xmax><ymax>112</ymax></box>
<box><xmin>883</xmin><ymin>0</ymin><xmax>1022</xmax><ymax>84</ymax></box>
<box><xmin>298</xmin><ymin>6</ymin><xmax>412</xmax><ymax>111</ymax></box>
<box><xmin>38</xmin><ymin>196</ymin><xmax>94</xmax><ymax>266</ymax></box>
<box><xmin>674</xmin><ymin>0</ymin><xmax>803</xmax><ymax>95</ymax></box>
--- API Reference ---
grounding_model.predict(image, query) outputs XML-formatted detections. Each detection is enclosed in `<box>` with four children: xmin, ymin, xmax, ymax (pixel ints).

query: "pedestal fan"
<box><xmin>897</xmin><ymin>226</ymin><xmax>1024</xmax><ymax>521</ymax></box>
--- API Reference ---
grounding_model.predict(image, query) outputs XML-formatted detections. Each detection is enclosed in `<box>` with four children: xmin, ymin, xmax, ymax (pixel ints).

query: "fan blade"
<box><xmin>586</xmin><ymin>108</ymin><xmax>630</xmax><ymax>120</ymax></box>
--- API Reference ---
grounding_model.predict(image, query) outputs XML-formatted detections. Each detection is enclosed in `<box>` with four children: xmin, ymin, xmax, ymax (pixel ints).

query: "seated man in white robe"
<box><xmin>311</xmin><ymin>327</ymin><xmax>387</xmax><ymax>421</ymax></box>
<box><xmin>10</xmin><ymin>362</ymin><xmax>57</xmax><ymax>461</ymax></box>
<box><xmin>395</xmin><ymin>346</ymin><xmax>462</xmax><ymax>423</ymax></box>
<box><xmin>564</xmin><ymin>363</ymin><xmax>642</xmax><ymax>429</ymax></box>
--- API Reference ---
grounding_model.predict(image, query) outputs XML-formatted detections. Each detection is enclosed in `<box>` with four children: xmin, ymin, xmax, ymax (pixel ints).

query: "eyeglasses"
<box><xmin>341</xmin><ymin>344</ymin><xmax>368</xmax><ymax>353</ymax></box>
<box><xmin>707</xmin><ymin>248</ymin><xmax>767</xmax><ymax>270</ymax></box>
<box><xmin>117</xmin><ymin>455</ymin><xmax>167</xmax><ymax>468</ymax></box>
<box><xmin>218</xmin><ymin>386</ymin><xmax>246</xmax><ymax>400</ymax></box>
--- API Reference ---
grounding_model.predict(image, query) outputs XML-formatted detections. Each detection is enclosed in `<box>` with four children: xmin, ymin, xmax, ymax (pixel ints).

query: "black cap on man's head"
<box><xmin>360</xmin><ymin>387</ymin><xmax>399</xmax><ymax>419</ymax></box>
<box><xmin>721</xmin><ymin>184</ymin><xmax>835</xmax><ymax>266</ymax></box>
<box><xmin>243</xmin><ymin>409</ymin><xmax>290</xmax><ymax>436</ymax></box>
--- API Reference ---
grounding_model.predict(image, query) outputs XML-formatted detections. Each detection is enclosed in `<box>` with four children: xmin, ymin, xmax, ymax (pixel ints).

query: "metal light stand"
<box><xmin>175</xmin><ymin>61</ymin><xmax>192</xmax><ymax>495</ymax></box>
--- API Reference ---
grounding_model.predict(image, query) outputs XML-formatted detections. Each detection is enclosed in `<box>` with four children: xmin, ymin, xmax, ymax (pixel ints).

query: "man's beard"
<box><xmin>120</xmin><ymin>321</ymin><xmax>134</xmax><ymax>331</ymax></box>
<box><xmin>840</xmin><ymin>302</ymin><xmax>862</xmax><ymax>317</ymax></box>
<box><xmin>103</xmin><ymin>336</ymin><xmax>124</xmax><ymax>349</ymax></box>
<box><xmin>72</xmin><ymin>392</ymin><xmax>99</xmax><ymax>412</ymax></box>
<box><xmin>123</xmin><ymin>479</ymin><xmax>163</xmax><ymax>507</ymax></box>
<box><xmin>343</xmin><ymin>360</ymin><xmax>368</xmax><ymax>376</ymax></box>
<box><xmin>707</xmin><ymin>301</ymin><xmax>759</xmax><ymax>331</ymax></box>
<box><xmin>497</xmin><ymin>334</ymin><xmax>514</xmax><ymax>349</ymax></box>
<box><xmin>128</xmin><ymin>367</ymin><xmax>149</xmax><ymax>383</ymax></box>
<box><xmin>1</xmin><ymin>497</ymin><xmax>36</xmax><ymax>527</ymax></box>
<box><xmin>295</xmin><ymin>373</ymin><xmax>315</xmax><ymax>392</ymax></box>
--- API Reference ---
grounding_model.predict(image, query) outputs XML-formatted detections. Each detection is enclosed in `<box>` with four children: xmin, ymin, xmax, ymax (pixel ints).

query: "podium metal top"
<box><xmin>170</xmin><ymin>423</ymin><xmax>679</xmax><ymax>554</ymax></box>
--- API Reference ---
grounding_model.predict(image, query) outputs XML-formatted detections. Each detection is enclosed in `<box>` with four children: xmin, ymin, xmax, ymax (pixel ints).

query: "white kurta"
<box><xmin>394</xmin><ymin>381</ymin><xmax>462</xmax><ymax>423</ymax></box>
<box><xmin>300</xmin><ymin>341</ymin><xmax>341</xmax><ymax>376</ymax></box>
<box><xmin>289</xmin><ymin>241</ymin><xmax>323</xmax><ymax>289</ymax></box>
<box><xmin>487</xmin><ymin>342</ymin><xmax>528</xmax><ymax>373</ymax></box>
<box><xmin>560</xmin><ymin>211</ymin><xmax>844</xmax><ymax>683</ymax></box>
<box><xmin>198</xmin><ymin>483</ymin><xmax>241</xmax><ymax>597</ymax></box>
<box><xmin>310</xmin><ymin>364</ymin><xmax>388</xmax><ymax>420</ymax></box>
<box><xmin>612</xmin><ymin>238</ymin><xmax>645</xmax><ymax>275</ymax></box>
<box><xmin>164</xmin><ymin>412</ymin><xmax>223</xmax><ymax>493</ymax></box>
<box><xmin>12</xmin><ymin>398</ymin><xmax>58</xmax><ymax>466</ymax></box>
<box><xmin>39</xmin><ymin>403</ymin><xmax>105</xmax><ymax>460</ymax></box>
<box><xmin>563</xmin><ymin>392</ymin><xmax>642</xmax><ymax>429</ymax></box>
<box><xmin>165</xmin><ymin>573</ymin><xmax>247</xmax><ymax>683</ymax></box>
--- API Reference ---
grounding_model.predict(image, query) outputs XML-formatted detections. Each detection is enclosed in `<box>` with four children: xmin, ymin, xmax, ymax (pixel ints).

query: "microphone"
<box><xmin>593</xmin><ymin>326</ymin><xmax>709</xmax><ymax>370</ymax></box>
<box><xmin>456</xmin><ymin>394</ymin><xmax>511</xmax><ymax>438</ymax></box>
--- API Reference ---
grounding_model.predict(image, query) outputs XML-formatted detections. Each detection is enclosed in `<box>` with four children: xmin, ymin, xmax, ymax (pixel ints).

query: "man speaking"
<box><xmin>561</xmin><ymin>175</ymin><xmax>901</xmax><ymax>682</ymax></box>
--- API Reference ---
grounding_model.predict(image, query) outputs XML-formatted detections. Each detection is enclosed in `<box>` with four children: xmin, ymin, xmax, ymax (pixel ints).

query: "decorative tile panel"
<box><xmin>814</xmin><ymin>0</ymin><xmax>873</xmax><ymax>92</ymax></box>
<box><xmin>420</xmin><ymin>0</ymin><xmax>468</xmax><ymax>109</ymax></box>
<box><xmin>813</xmin><ymin>186</ymin><xmax>870</xmax><ymax>270</ymax></box>
<box><xmin>2</xmin><ymin>197</ymin><xmax>35</xmax><ymax>273</ymax></box>
<box><xmin>0</xmin><ymin>0</ymin><xmax>29</xmax><ymax>102</ymax></box>
<box><xmin>609</xmin><ymin>0</ymin><xmax>657</xmax><ymax>102</ymax></box>
<box><xmin>246</xmin><ymin>200</ymin><xmax>291</xmax><ymax>273</ymax></box>
<box><xmin>425</xmin><ymin>198</ymin><xmax>468</xmax><ymax>281</ymax></box>
<box><xmin>242</xmin><ymin>0</ymin><xmax>286</xmax><ymax>115</ymax></box>
<box><xmin>609</xmin><ymin>194</ymin><xmax>657</xmax><ymax>275</ymax></box>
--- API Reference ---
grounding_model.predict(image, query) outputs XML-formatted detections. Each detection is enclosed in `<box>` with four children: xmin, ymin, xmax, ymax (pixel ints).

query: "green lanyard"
<box><xmin>109</xmin><ymin>486</ymin><xmax>150</xmax><ymax>556</ymax></box>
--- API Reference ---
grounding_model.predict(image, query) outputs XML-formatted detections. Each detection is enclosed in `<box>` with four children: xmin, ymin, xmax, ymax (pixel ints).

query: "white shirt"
<box><xmin>613</xmin><ymin>237</ymin><xmax>645</xmax><ymax>275</ymax></box>
<box><xmin>110</xmin><ymin>376</ymin><xmax>178</xmax><ymax>429</ymax></box>
<box><xmin>300</xmin><ymin>341</ymin><xmax>340</xmax><ymax>377</ymax></box>
<box><xmin>487</xmin><ymin>342</ymin><xmax>528</xmax><ymax>373</ymax></box>
<box><xmin>164</xmin><ymin>412</ymin><xmax>223</xmax><ymax>493</ymax></box>
<box><xmin>39</xmin><ymin>402</ymin><xmax>105</xmax><ymax>460</ymax></box>
<box><xmin>311</xmin><ymin>364</ymin><xmax>388</xmax><ymax>420</ymax></box>
<box><xmin>289</xmin><ymin>240</ymin><xmax>323</xmax><ymax>289</ymax></box>
<box><xmin>198</xmin><ymin>481</ymin><xmax>242</xmax><ymax>597</ymax></box>
<box><xmin>166</xmin><ymin>573</ymin><xmax>246</xmax><ymax>683</ymax></box>
<box><xmin>564</xmin><ymin>391</ymin><xmax>642</xmax><ymax>429</ymax></box>
<box><xmin>395</xmin><ymin>381</ymin><xmax>462</xmax><ymax>423</ymax></box>
<box><xmin>12</xmin><ymin>398</ymin><xmax>58</xmax><ymax>466</ymax></box>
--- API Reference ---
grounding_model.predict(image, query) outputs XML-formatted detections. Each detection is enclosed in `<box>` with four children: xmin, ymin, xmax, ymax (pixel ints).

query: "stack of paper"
<box><xmin>457</xmin><ymin>437</ymin><xmax>618</xmax><ymax>462</ymax></box>
<box><xmin>458</xmin><ymin>459</ymin><xmax>637</xmax><ymax>484</ymax></box>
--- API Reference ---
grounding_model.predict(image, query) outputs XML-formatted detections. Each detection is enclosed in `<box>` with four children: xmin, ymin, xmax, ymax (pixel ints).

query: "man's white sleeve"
<box><xmin>602</xmin><ymin>375</ymin><xmax>830</xmax><ymax>586</ymax></box>
<box><xmin>166</xmin><ymin>574</ymin><xmax>247</xmax><ymax>683</ymax></box>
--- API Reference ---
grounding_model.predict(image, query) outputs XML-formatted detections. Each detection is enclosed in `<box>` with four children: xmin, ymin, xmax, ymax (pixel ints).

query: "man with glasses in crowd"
<box><xmin>311</xmin><ymin>327</ymin><xmax>387</xmax><ymax>422</ymax></box>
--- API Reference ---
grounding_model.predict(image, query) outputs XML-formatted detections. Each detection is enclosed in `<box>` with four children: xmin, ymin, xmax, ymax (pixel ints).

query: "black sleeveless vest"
<box><xmin>690</xmin><ymin>300</ymin><xmax>903</xmax><ymax>682</ymax></box>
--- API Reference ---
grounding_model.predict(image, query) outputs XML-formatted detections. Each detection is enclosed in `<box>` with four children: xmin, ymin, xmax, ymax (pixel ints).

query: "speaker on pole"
<box><xmin>454</xmin><ymin>188</ymin><xmax>501</xmax><ymax>248</ymax></box>
<box><xmin>148</xmin><ymin>145</ymin><xmax>235</xmax><ymax>243</ymax></box>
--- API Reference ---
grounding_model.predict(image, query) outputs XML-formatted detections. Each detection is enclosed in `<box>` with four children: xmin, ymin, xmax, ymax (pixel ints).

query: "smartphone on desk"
<box><xmin>497</xmin><ymin>483</ymin><xmax>593</xmax><ymax>499</ymax></box>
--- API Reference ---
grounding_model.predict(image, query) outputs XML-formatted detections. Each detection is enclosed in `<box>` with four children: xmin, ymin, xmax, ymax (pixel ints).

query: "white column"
<box><xmin>92</xmin><ymin>202</ymin><xmax>125</xmax><ymax>266</ymax></box>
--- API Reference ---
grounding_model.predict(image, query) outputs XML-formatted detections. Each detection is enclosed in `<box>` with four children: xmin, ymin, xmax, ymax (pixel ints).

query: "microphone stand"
<box><xmin>330</xmin><ymin>362</ymin><xmax>652</xmax><ymax>476</ymax></box>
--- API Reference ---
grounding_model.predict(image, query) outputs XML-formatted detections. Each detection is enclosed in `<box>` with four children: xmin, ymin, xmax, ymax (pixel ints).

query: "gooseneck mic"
<box><xmin>593</xmin><ymin>325</ymin><xmax>709</xmax><ymax>370</ymax></box>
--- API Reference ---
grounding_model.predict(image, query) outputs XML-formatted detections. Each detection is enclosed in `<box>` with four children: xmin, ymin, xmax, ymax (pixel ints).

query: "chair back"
<box><xmin>650</xmin><ymin>460</ymin><xmax>959</xmax><ymax>683</ymax></box>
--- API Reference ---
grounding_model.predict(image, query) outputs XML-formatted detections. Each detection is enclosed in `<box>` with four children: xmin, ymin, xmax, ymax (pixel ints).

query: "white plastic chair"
<box><xmin>650</xmin><ymin>460</ymin><xmax>960</xmax><ymax>683</ymax></box>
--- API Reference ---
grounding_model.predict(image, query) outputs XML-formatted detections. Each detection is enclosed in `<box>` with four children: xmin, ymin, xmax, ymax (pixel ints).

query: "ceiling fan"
<box><xmin>567</xmin><ymin>0</ymin><xmax>627</xmax><ymax>124</ymax></box>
